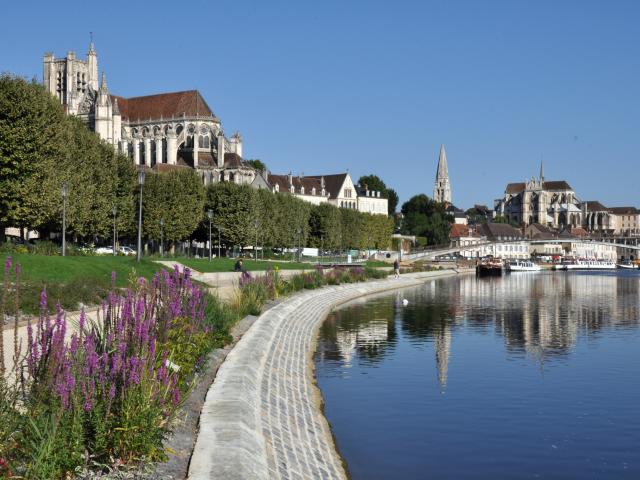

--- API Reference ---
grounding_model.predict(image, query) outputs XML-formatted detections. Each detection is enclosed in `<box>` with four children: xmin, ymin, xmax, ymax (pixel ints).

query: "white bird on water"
<box><xmin>402</xmin><ymin>298</ymin><xmax>409</xmax><ymax>306</ymax></box>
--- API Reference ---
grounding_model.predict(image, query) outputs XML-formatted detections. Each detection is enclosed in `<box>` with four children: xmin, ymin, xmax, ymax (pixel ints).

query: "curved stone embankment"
<box><xmin>188</xmin><ymin>270</ymin><xmax>462</xmax><ymax>480</ymax></box>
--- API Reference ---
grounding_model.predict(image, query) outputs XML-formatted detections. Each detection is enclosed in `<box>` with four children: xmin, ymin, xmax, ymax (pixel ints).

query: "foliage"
<box><xmin>143</xmin><ymin>168</ymin><xmax>205</xmax><ymax>245</ymax></box>
<box><xmin>400</xmin><ymin>194</ymin><xmax>453</xmax><ymax>246</ymax></box>
<box><xmin>206</xmin><ymin>182</ymin><xmax>256</xmax><ymax>248</ymax></box>
<box><xmin>236</xmin><ymin>265</ymin><xmax>389</xmax><ymax>316</ymax></box>
<box><xmin>244</xmin><ymin>159</ymin><xmax>267</xmax><ymax>172</ymax></box>
<box><xmin>0</xmin><ymin>262</ymin><xmax>221</xmax><ymax>478</ymax></box>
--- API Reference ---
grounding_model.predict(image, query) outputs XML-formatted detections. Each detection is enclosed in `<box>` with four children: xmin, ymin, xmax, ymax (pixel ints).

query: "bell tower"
<box><xmin>433</xmin><ymin>144</ymin><xmax>452</xmax><ymax>204</ymax></box>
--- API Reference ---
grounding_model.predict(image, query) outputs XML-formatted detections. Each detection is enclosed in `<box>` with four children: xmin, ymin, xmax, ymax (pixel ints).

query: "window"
<box><xmin>198</xmin><ymin>135</ymin><xmax>210</xmax><ymax>149</ymax></box>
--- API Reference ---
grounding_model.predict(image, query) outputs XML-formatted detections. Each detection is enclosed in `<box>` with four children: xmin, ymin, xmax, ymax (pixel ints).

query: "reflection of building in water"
<box><xmin>335</xmin><ymin>321</ymin><xmax>390</xmax><ymax>366</ymax></box>
<box><xmin>449</xmin><ymin>273</ymin><xmax>640</xmax><ymax>363</ymax></box>
<box><xmin>435</xmin><ymin>323</ymin><xmax>451</xmax><ymax>390</ymax></box>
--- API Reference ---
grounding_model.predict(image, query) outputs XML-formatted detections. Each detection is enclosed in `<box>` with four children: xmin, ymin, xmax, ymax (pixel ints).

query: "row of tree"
<box><xmin>0</xmin><ymin>74</ymin><xmax>137</xmax><ymax>240</ymax></box>
<box><xmin>0</xmin><ymin>74</ymin><xmax>394</xmax><ymax>252</ymax></box>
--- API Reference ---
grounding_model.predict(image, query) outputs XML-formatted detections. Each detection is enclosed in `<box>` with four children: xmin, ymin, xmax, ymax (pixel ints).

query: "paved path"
<box><xmin>188</xmin><ymin>270</ymin><xmax>461</xmax><ymax>480</ymax></box>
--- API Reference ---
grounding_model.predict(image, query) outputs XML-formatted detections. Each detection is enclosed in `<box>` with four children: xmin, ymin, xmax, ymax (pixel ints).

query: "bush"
<box><xmin>0</xmin><ymin>261</ymin><xmax>217</xmax><ymax>477</ymax></box>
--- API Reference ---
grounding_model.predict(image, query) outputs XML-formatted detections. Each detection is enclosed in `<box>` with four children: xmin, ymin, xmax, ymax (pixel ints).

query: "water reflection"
<box><xmin>318</xmin><ymin>272</ymin><xmax>640</xmax><ymax>387</ymax></box>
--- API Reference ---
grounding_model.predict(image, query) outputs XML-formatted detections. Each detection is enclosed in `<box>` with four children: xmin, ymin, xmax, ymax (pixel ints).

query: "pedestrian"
<box><xmin>234</xmin><ymin>259</ymin><xmax>244</xmax><ymax>272</ymax></box>
<box><xmin>393</xmin><ymin>258</ymin><xmax>400</xmax><ymax>279</ymax></box>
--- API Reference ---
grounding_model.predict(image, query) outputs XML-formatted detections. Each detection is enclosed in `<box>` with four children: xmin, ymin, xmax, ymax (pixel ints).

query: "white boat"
<box><xmin>564</xmin><ymin>259</ymin><xmax>616</xmax><ymax>270</ymax></box>
<box><xmin>507</xmin><ymin>260</ymin><xmax>541</xmax><ymax>272</ymax></box>
<box><xmin>617</xmin><ymin>262</ymin><xmax>639</xmax><ymax>270</ymax></box>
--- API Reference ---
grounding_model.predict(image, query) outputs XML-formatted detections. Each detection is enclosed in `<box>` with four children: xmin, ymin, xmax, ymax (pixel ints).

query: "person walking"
<box><xmin>393</xmin><ymin>258</ymin><xmax>400</xmax><ymax>279</ymax></box>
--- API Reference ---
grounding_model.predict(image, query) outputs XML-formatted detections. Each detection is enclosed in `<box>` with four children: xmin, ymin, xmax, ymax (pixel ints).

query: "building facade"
<box><xmin>583</xmin><ymin>202</ymin><xmax>640</xmax><ymax>236</ymax></box>
<box><xmin>494</xmin><ymin>164</ymin><xmax>583</xmax><ymax>229</ymax></box>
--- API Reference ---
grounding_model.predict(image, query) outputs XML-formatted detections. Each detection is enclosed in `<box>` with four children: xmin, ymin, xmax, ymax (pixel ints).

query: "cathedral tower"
<box><xmin>433</xmin><ymin>144</ymin><xmax>452</xmax><ymax>204</ymax></box>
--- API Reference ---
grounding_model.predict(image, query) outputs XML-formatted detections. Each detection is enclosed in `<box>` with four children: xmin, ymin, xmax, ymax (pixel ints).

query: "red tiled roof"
<box><xmin>607</xmin><ymin>206</ymin><xmax>639</xmax><ymax>215</ymax></box>
<box><xmin>505</xmin><ymin>180</ymin><xmax>573</xmax><ymax>194</ymax></box>
<box><xmin>111</xmin><ymin>90</ymin><xmax>215</xmax><ymax>121</ymax></box>
<box><xmin>584</xmin><ymin>200</ymin><xmax>608</xmax><ymax>211</ymax></box>
<box><xmin>450</xmin><ymin>224</ymin><xmax>469</xmax><ymax>238</ymax></box>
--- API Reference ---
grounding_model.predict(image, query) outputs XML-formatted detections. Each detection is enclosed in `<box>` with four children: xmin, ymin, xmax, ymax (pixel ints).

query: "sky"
<box><xmin>2</xmin><ymin>0</ymin><xmax>639</xmax><ymax>210</ymax></box>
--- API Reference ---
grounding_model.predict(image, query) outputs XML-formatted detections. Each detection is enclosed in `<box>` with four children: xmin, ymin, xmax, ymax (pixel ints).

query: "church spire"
<box><xmin>433</xmin><ymin>144</ymin><xmax>452</xmax><ymax>204</ymax></box>
<box><xmin>436</xmin><ymin>144</ymin><xmax>449</xmax><ymax>179</ymax></box>
<box><xmin>100</xmin><ymin>71</ymin><xmax>107</xmax><ymax>93</ymax></box>
<box><xmin>88</xmin><ymin>32</ymin><xmax>96</xmax><ymax>54</ymax></box>
<box><xmin>539</xmin><ymin>159</ymin><xmax>544</xmax><ymax>183</ymax></box>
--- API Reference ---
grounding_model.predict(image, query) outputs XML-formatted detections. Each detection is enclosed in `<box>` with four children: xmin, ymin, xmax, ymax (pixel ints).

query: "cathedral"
<box><xmin>494</xmin><ymin>163</ymin><xmax>583</xmax><ymax>229</ymax></box>
<box><xmin>42</xmin><ymin>42</ymin><xmax>388</xmax><ymax>215</ymax></box>
<box><xmin>43</xmin><ymin>41</ymin><xmax>255</xmax><ymax>186</ymax></box>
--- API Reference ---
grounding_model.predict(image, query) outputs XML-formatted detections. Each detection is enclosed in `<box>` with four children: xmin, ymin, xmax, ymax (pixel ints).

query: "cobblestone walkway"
<box><xmin>188</xmin><ymin>271</ymin><xmax>459</xmax><ymax>480</ymax></box>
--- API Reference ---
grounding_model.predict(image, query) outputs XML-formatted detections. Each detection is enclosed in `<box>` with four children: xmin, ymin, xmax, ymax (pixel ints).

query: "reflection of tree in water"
<box><xmin>317</xmin><ymin>298</ymin><xmax>397</xmax><ymax>366</ymax></box>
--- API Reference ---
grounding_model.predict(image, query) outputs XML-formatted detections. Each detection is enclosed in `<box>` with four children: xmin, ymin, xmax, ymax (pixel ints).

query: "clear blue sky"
<box><xmin>2</xmin><ymin>0</ymin><xmax>639</xmax><ymax>210</ymax></box>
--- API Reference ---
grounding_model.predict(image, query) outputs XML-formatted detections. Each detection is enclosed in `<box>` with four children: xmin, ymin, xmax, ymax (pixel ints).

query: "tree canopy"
<box><xmin>400</xmin><ymin>194</ymin><xmax>452</xmax><ymax>246</ymax></box>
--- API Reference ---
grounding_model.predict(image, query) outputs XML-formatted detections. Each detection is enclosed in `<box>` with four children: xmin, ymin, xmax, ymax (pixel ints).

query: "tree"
<box><xmin>143</xmin><ymin>169</ymin><xmax>205</xmax><ymax>247</ymax></box>
<box><xmin>309</xmin><ymin>203</ymin><xmax>342</xmax><ymax>250</ymax></box>
<box><xmin>0</xmin><ymin>74</ymin><xmax>68</xmax><ymax>236</ymax></box>
<box><xmin>244</xmin><ymin>159</ymin><xmax>267</xmax><ymax>172</ymax></box>
<box><xmin>386</xmin><ymin>188</ymin><xmax>399</xmax><ymax>215</ymax></box>
<box><xmin>400</xmin><ymin>194</ymin><xmax>452</xmax><ymax>246</ymax></box>
<box><xmin>206</xmin><ymin>183</ymin><xmax>256</xmax><ymax>248</ymax></box>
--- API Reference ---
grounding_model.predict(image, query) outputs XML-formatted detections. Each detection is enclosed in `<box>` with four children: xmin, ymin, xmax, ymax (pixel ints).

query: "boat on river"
<box><xmin>476</xmin><ymin>258</ymin><xmax>503</xmax><ymax>276</ymax></box>
<box><xmin>507</xmin><ymin>260</ymin><xmax>541</xmax><ymax>272</ymax></box>
<box><xmin>617</xmin><ymin>262</ymin><xmax>639</xmax><ymax>270</ymax></box>
<box><xmin>556</xmin><ymin>258</ymin><xmax>616</xmax><ymax>270</ymax></box>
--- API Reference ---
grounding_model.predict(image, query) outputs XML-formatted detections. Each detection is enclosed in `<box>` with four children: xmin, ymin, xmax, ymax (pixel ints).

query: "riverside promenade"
<box><xmin>188</xmin><ymin>269</ymin><xmax>465</xmax><ymax>480</ymax></box>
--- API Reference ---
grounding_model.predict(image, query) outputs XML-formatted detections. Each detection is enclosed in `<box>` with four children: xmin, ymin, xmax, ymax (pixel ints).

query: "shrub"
<box><xmin>0</xmin><ymin>264</ymin><xmax>215</xmax><ymax>477</ymax></box>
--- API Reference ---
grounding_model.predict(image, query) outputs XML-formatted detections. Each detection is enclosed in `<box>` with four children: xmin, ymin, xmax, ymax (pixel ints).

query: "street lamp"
<box><xmin>112</xmin><ymin>205</ymin><xmax>117</xmax><ymax>256</ymax></box>
<box><xmin>61</xmin><ymin>182</ymin><xmax>68</xmax><ymax>257</ymax></box>
<box><xmin>320</xmin><ymin>235</ymin><xmax>324</xmax><ymax>265</ymax></box>
<box><xmin>206</xmin><ymin>209</ymin><xmax>213</xmax><ymax>262</ymax></box>
<box><xmin>160</xmin><ymin>217</ymin><xmax>165</xmax><ymax>257</ymax></box>
<box><xmin>296</xmin><ymin>228</ymin><xmax>302</xmax><ymax>262</ymax></box>
<box><xmin>137</xmin><ymin>169</ymin><xmax>145</xmax><ymax>262</ymax></box>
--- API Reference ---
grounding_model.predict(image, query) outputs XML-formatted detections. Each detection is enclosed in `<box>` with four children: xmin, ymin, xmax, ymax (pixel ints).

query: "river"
<box><xmin>315</xmin><ymin>271</ymin><xmax>640</xmax><ymax>479</ymax></box>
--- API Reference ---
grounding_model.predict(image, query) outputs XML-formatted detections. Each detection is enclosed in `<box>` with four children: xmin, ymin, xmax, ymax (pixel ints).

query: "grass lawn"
<box><xmin>178</xmin><ymin>257</ymin><xmax>392</xmax><ymax>273</ymax></box>
<box><xmin>0</xmin><ymin>254</ymin><xmax>168</xmax><ymax>314</ymax></box>
<box><xmin>179</xmin><ymin>257</ymin><xmax>312</xmax><ymax>273</ymax></box>
<box><xmin>1</xmin><ymin>254</ymin><xmax>165</xmax><ymax>286</ymax></box>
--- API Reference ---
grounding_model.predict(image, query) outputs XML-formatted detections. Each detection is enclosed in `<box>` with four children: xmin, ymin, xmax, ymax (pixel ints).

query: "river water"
<box><xmin>315</xmin><ymin>271</ymin><xmax>640</xmax><ymax>479</ymax></box>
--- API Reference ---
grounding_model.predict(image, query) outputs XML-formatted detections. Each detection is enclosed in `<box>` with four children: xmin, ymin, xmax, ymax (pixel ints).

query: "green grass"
<box><xmin>179</xmin><ymin>257</ymin><xmax>312</xmax><ymax>272</ymax></box>
<box><xmin>0</xmin><ymin>254</ymin><xmax>168</xmax><ymax>314</ymax></box>
<box><xmin>1</xmin><ymin>254</ymin><xmax>165</xmax><ymax>287</ymax></box>
<box><xmin>179</xmin><ymin>257</ymin><xmax>391</xmax><ymax>273</ymax></box>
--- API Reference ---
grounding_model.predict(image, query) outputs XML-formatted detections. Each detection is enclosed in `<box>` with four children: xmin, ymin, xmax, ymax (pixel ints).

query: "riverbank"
<box><xmin>188</xmin><ymin>269</ymin><xmax>470</xmax><ymax>479</ymax></box>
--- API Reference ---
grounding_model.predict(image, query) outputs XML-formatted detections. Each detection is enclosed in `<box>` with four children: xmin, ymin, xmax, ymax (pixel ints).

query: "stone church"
<box><xmin>43</xmin><ymin>41</ymin><xmax>256</xmax><ymax>186</ymax></box>
<box><xmin>494</xmin><ymin>163</ymin><xmax>583</xmax><ymax>228</ymax></box>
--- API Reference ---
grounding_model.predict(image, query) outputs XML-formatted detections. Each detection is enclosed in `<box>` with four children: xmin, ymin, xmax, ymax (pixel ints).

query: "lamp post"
<box><xmin>207</xmin><ymin>209</ymin><xmax>213</xmax><ymax>262</ymax></box>
<box><xmin>61</xmin><ymin>182</ymin><xmax>68</xmax><ymax>256</ymax></box>
<box><xmin>160</xmin><ymin>217</ymin><xmax>165</xmax><ymax>257</ymax></box>
<box><xmin>112</xmin><ymin>205</ymin><xmax>117</xmax><ymax>256</ymax></box>
<box><xmin>137</xmin><ymin>169</ymin><xmax>145</xmax><ymax>262</ymax></box>
<box><xmin>320</xmin><ymin>235</ymin><xmax>324</xmax><ymax>265</ymax></box>
<box><xmin>254</xmin><ymin>219</ymin><xmax>260</xmax><ymax>262</ymax></box>
<box><xmin>296</xmin><ymin>228</ymin><xmax>302</xmax><ymax>262</ymax></box>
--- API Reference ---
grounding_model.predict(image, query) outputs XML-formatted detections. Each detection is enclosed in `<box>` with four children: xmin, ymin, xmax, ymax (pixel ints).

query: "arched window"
<box><xmin>300</xmin><ymin>186</ymin><xmax>305</xmax><ymax>195</ymax></box>
<box><xmin>229</xmin><ymin>172</ymin><xmax>235</xmax><ymax>183</ymax></box>
<box><xmin>198</xmin><ymin>135</ymin><xmax>210</xmax><ymax>149</ymax></box>
<box><xmin>275</xmin><ymin>184</ymin><xmax>280</xmax><ymax>192</ymax></box>
<box><xmin>220</xmin><ymin>171</ymin><xmax>225</xmax><ymax>182</ymax></box>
